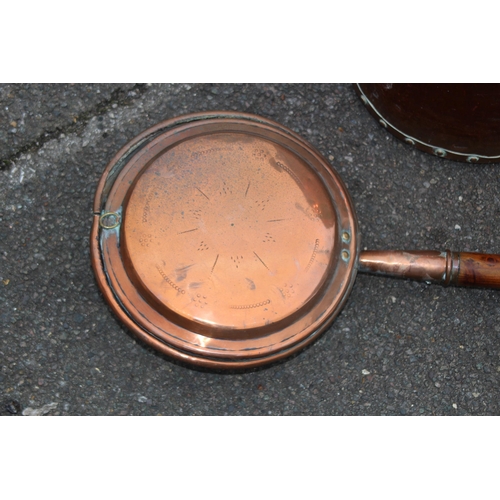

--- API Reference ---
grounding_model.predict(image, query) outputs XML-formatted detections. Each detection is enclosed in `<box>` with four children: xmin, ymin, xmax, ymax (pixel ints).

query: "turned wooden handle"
<box><xmin>358</xmin><ymin>250</ymin><xmax>500</xmax><ymax>289</ymax></box>
<box><xmin>453</xmin><ymin>252</ymin><xmax>500</xmax><ymax>288</ymax></box>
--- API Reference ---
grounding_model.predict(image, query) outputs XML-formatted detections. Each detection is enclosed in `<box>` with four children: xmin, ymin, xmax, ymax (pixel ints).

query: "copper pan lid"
<box><xmin>90</xmin><ymin>112</ymin><xmax>358</xmax><ymax>369</ymax></box>
<box><xmin>355</xmin><ymin>84</ymin><xmax>500</xmax><ymax>163</ymax></box>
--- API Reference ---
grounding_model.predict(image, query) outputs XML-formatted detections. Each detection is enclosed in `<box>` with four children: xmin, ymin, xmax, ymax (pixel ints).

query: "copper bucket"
<box><xmin>90</xmin><ymin>112</ymin><xmax>500</xmax><ymax>369</ymax></box>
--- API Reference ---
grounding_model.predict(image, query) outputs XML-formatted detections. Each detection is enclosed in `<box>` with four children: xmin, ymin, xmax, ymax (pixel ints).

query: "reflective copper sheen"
<box><xmin>359</xmin><ymin>250</ymin><xmax>458</xmax><ymax>284</ymax></box>
<box><xmin>91</xmin><ymin>111</ymin><xmax>500</xmax><ymax>370</ymax></box>
<box><xmin>91</xmin><ymin>112</ymin><xmax>358</xmax><ymax>369</ymax></box>
<box><xmin>359</xmin><ymin>250</ymin><xmax>500</xmax><ymax>288</ymax></box>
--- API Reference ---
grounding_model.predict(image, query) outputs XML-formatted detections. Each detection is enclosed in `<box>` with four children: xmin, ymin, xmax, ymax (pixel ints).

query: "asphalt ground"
<box><xmin>1</xmin><ymin>83</ymin><xmax>499</xmax><ymax>416</ymax></box>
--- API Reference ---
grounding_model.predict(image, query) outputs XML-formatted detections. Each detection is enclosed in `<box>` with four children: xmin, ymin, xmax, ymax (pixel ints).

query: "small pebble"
<box><xmin>5</xmin><ymin>400</ymin><xmax>21</xmax><ymax>415</ymax></box>
<box><xmin>23</xmin><ymin>402</ymin><xmax>58</xmax><ymax>416</ymax></box>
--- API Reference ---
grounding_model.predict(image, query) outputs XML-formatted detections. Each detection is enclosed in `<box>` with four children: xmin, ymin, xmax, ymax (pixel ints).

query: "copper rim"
<box><xmin>90</xmin><ymin>112</ymin><xmax>358</xmax><ymax>369</ymax></box>
<box><xmin>355</xmin><ymin>83</ymin><xmax>500</xmax><ymax>163</ymax></box>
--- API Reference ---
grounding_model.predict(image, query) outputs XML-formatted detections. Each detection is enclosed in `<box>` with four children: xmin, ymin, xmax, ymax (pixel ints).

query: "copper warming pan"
<box><xmin>90</xmin><ymin>112</ymin><xmax>500</xmax><ymax>369</ymax></box>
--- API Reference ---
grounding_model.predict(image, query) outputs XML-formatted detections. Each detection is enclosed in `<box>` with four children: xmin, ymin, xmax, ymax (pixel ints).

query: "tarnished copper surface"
<box><xmin>91</xmin><ymin>112</ymin><xmax>358</xmax><ymax>369</ymax></box>
<box><xmin>358</xmin><ymin>250</ymin><xmax>459</xmax><ymax>284</ymax></box>
<box><xmin>358</xmin><ymin>250</ymin><xmax>500</xmax><ymax>288</ymax></box>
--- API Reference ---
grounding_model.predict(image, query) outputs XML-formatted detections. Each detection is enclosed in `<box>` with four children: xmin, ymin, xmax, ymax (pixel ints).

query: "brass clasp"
<box><xmin>99</xmin><ymin>211</ymin><xmax>121</xmax><ymax>229</ymax></box>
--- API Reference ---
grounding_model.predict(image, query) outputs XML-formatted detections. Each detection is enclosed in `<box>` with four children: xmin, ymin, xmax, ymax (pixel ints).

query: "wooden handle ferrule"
<box><xmin>450</xmin><ymin>252</ymin><xmax>500</xmax><ymax>288</ymax></box>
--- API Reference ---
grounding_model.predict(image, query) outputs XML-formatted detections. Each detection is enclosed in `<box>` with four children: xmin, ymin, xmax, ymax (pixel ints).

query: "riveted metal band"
<box><xmin>355</xmin><ymin>84</ymin><xmax>500</xmax><ymax>163</ymax></box>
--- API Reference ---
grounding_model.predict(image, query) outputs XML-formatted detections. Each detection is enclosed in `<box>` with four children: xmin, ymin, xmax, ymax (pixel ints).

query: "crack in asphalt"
<box><xmin>0</xmin><ymin>83</ymin><xmax>150</xmax><ymax>171</ymax></box>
